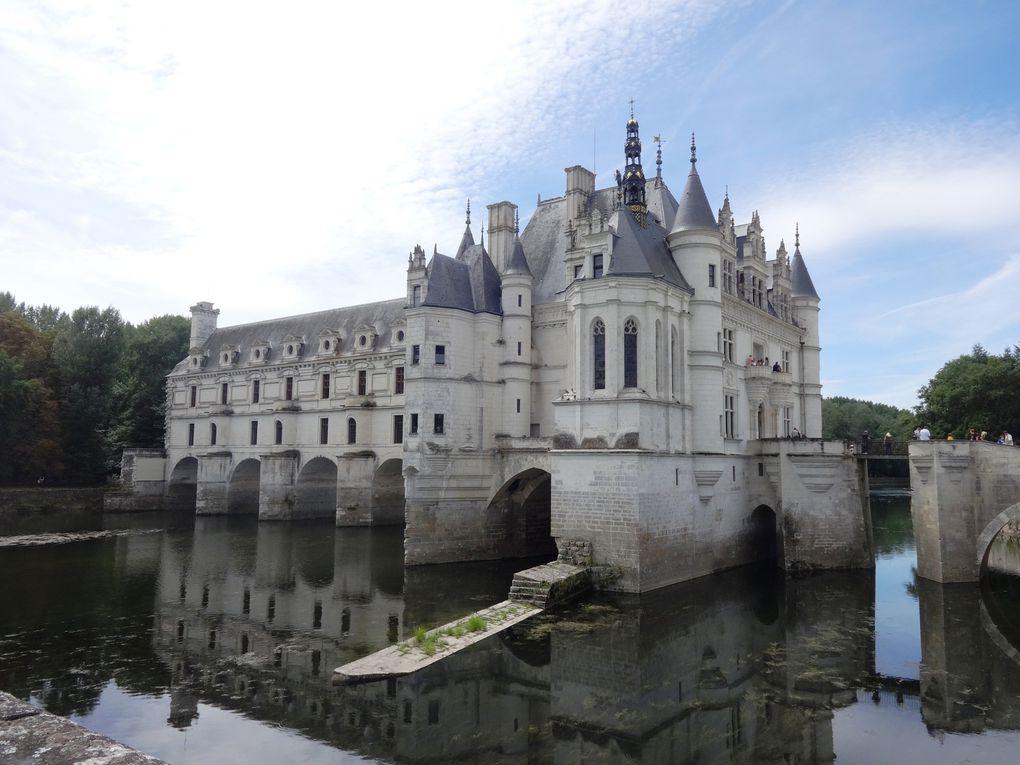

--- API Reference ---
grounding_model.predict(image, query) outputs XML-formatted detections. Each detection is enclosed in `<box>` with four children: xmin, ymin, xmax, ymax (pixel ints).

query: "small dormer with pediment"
<box><xmin>249</xmin><ymin>339</ymin><xmax>271</xmax><ymax>365</ymax></box>
<box><xmin>317</xmin><ymin>329</ymin><xmax>341</xmax><ymax>356</ymax></box>
<box><xmin>187</xmin><ymin>347</ymin><xmax>208</xmax><ymax>371</ymax></box>
<box><xmin>353</xmin><ymin>325</ymin><xmax>377</xmax><ymax>352</ymax></box>
<box><xmin>281</xmin><ymin>334</ymin><xmax>304</xmax><ymax>360</ymax></box>
<box><xmin>218</xmin><ymin>344</ymin><xmax>240</xmax><ymax>367</ymax></box>
<box><xmin>390</xmin><ymin>318</ymin><xmax>407</xmax><ymax>347</ymax></box>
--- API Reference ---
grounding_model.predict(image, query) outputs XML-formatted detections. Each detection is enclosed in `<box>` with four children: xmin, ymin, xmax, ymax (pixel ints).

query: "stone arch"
<box><xmin>486</xmin><ymin>468</ymin><xmax>556</xmax><ymax>560</ymax></box>
<box><xmin>227</xmin><ymin>458</ymin><xmax>261</xmax><ymax>514</ymax></box>
<box><xmin>976</xmin><ymin>501</ymin><xmax>1020</xmax><ymax>573</ymax></box>
<box><xmin>748</xmin><ymin>504</ymin><xmax>782</xmax><ymax>566</ymax></box>
<box><xmin>372</xmin><ymin>458</ymin><xmax>405</xmax><ymax>526</ymax></box>
<box><xmin>295</xmin><ymin>456</ymin><xmax>338</xmax><ymax>519</ymax></box>
<box><xmin>167</xmin><ymin>457</ymin><xmax>198</xmax><ymax>511</ymax></box>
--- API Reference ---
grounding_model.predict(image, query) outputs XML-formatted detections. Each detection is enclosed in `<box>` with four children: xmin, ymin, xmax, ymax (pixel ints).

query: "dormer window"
<box><xmin>218</xmin><ymin>345</ymin><xmax>239</xmax><ymax>367</ymax></box>
<box><xmin>188</xmin><ymin>347</ymin><xmax>208</xmax><ymax>370</ymax></box>
<box><xmin>353</xmin><ymin>324</ymin><xmax>377</xmax><ymax>351</ymax></box>
<box><xmin>250</xmin><ymin>340</ymin><xmax>271</xmax><ymax>364</ymax></box>
<box><xmin>281</xmin><ymin>335</ymin><xmax>304</xmax><ymax>360</ymax></box>
<box><xmin>317</xmin><ymin>329</ymin><xmax>341</xmax><ymax>355</ymax></box>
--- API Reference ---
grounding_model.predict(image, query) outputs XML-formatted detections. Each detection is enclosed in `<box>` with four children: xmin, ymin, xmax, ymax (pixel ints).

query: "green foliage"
<box><xmin>821</xmin><ymin>396</ymin><xmax>913</xmax><ymax>442</ymax></box>
<box><xmin>51</xmin><ymin>307</ymin><xmax>126</xmax><ymax>483</ymax></box>
<box><xmin>106</xmin><ymin>315</ymin><xmax>190</xmax><ymax>456</ymax></box>
<box><xmin>916</xmin><ymin>344</ymin><xmax>1020</xmax><ymax>439</ymax></box>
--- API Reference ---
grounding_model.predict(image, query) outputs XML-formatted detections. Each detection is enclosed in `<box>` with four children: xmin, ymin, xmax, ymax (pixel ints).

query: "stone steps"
<box><xmin>508</xmin><ymin>561</ymin><xmax>592</xmax><ymax>608</ymax></box>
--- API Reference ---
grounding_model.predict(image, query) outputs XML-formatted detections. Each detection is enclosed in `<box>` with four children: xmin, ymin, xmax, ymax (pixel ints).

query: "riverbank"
<box><xmin>0</xmin><ymin>487</ymin><xmax>104</xmax><ymax>515</ymax></box>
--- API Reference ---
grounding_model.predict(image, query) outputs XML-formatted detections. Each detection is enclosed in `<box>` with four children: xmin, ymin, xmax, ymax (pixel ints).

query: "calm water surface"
<box><xmin>2</xmin><ymin>497</ymin><xmax>1020</xmax><ymax>764</ymax></box>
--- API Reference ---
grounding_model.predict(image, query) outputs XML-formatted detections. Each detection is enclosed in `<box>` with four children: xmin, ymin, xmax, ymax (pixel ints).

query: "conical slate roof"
<box><xmin>670</xmin><ymin>163</ymin><xmax>717</xmax><ymax>234</ymax></box>
<box><xmin>504</xmin><ymin>234</ymin><xmax>532</xmax><ymax>276</ymax></box>
<box><xmin>791</xmin><ymin>246</ymin><xmax>820</xmax><ymax>300</ymax></box>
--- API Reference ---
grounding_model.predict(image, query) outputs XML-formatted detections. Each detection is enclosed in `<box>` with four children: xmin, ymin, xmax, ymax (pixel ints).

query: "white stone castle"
<box><xmin>127</xmin><ymin>114</ymin><xmax>868</xmax><ymax>594</ymax></box>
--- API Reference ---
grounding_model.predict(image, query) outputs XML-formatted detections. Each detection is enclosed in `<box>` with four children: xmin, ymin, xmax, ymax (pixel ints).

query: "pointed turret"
<box><xmin>455</xmin><ymin>200</ymin><xmax>475</xmax><ymax>258</ymax></box>
<box><xmin>790</xmin><ymin>224</ymin><xmax>820</xmax><ymax>300</ymax></box>
<box><xmin>504</xmin><ymin>213</ymin><xmax>532</xmax><ymax>276</ymax></box>
<box><xmin>670</xmin><ymin>134</ymin><xmax>717</xmax><ymax>234</ymax></box>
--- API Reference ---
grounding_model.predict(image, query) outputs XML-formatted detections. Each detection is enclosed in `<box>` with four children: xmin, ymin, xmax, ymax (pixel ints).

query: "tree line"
<box><xmin>0</xmin><ymin>292</ymin><xmax>189</xmax><ymax>485</ymax></box>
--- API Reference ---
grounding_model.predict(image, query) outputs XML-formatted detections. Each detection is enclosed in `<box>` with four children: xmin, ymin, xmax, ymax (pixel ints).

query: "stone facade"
<box><xmin>130</xmin><ymin>115</ymin><xmax>867</xmax><ymax>592</ymax></box>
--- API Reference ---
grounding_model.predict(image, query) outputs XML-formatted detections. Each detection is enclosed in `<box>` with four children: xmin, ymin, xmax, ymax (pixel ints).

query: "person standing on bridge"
<box><xmin>884</xmin><ymin>432</ymin><xmax>893</xmax><ymax>455</ymax></box>
<box><xmin>861</xmin><ymin>430</ymin><xmax>871</xmax><ymax>454</ymax></box>
<box><xmin>918</xmin><ymin>426</ymin><xmax>931</xmax><ymax>441</ymax></box>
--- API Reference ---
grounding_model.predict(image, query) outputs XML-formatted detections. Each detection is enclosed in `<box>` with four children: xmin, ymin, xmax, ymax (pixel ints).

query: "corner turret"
<box><xmin>189</xmin><ymin>301</ymin><xmax>219</xmax><ymax>350</ymax></box>
<box><xmin>501</xmin><ymin>209</ymin><xmax>533</xmax><ymax>437</ymax></box>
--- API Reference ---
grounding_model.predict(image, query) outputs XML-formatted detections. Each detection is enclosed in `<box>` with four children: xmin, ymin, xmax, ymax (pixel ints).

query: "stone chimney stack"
<box><xmin>189</xmin><ymin>301</ymin><xmax>219</xmax><ymax>349</ymax></box>
<box><xmin>487</xmin><ymin>201</ymin><xmax>517</xmax><ymax>273</ymax></box>
<box><xmin>564</xmin><ymin>165</ymin><xmax>595</xmax><ymax>222</ymax></box>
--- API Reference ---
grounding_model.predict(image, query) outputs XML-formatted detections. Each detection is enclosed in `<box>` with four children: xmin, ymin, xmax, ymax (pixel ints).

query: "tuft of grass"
<box><xmin>466</xmin><ymin>614</ymin><xmax>487</xmax><ymax>632</ymax></box>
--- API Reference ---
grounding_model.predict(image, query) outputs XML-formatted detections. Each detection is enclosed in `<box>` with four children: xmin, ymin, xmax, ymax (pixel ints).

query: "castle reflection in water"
<box><xmin>142</xmin><ymin>514</ymin><xmax>1020</xmax><ymax>763</ymax></box>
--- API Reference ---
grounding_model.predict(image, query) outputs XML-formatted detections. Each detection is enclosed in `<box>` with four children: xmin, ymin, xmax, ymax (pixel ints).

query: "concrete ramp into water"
<box><xmin>335</xmin><ymin>561</ymin><xmax>592</xmax><ymax>684</ymax></box>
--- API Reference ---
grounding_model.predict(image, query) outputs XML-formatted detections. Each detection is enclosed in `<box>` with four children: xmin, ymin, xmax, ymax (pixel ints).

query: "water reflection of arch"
<box><xmin>295</xmin><ymin>456</ymin><xmax>338</xmax><ymax>519</ymax></box>
<box><xmin>372</xmin><ymin>458</ymin><xmax>405</xmax><ymax>525</ymax></box>
<box><xmin>486</xmin><ymin>467</ymin><xmax>556</xmax><ymax>559</ymax></box>
<box><xmin>167</xmin><ymin>457</ymin><xmax>198</xmax><ymax>511</ymax></box>
<box><xmin>976</xmin><ymin>501</ymin><xmax>1020</xmax><ymax>574</ymax></box>
<box><xmin>227</xmin><ymin>458</ymin><xmax>261</xmax><ymax>514</ymax></box>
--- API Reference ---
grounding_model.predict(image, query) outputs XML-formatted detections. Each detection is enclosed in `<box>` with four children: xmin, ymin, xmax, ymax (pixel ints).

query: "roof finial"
<box><xmin>514</xmin><ymin>209</ymin><xmax>520</xmax><ymax>235</ymax></box>
<box><xmin>690</xmin><ymin>132</ymin><xmax>697</xmax><ymax>166</ymax></box>
<box><xmin>465</xmin><ymin>198</ymin><xmax>471</xmax><ymax>226</ymax></box>
<box><xmin>795</xmin><ymin>222</ymin><xmax>800</xmax><ymax>248</ymax></box>
<box><xmin>629</xmin><ymin>97</ymin><xmax>635</xmax><ymax>120</ymax></box>
<box><xmin>653</xmin><ymin>134</ymin><xmax>664</xmax><ymax>181</ymax></box>
<box><xmin>725</xmin><ymin>184</ymin><xmax>729</xmax><ymax>201</ymax></box>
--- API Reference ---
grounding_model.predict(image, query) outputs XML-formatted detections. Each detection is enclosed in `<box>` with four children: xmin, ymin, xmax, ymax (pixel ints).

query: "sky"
<box><xmin>2</xmin><ymin>0</ymin><xmax>1018</xmax><ymax>410</ymax></box>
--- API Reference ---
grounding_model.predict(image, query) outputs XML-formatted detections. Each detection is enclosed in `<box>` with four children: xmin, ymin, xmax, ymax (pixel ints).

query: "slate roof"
<box><xmin>423</xmin><ymin>243</ymin><xmax>502</xmax><ymax>314</ymax></box>
<box><xmin>523</xmin><ymin>178</ymin><xmax>686</xmax><ymax>305</ymax></box>
<box><xmin>606</xmin><ymin>208</ymin><xmax>691</xmax><ymax>290</ymax></box>
<box><xmin>504</xmin><ymin>234</ymin><xmax>532</xmax><ymax>276</ymax></box>
<box><xmin>670</xmin><ymin>163</ymin><xmax>717</xmax><ymax>234</ymax></box>
<box><xmin>172</xmin><ymin>298</ymin><xmax>406</xmax><ymax>374</ymax></box>
<box><xmin>790</xmin><ymin>246</ymin><xmax>820</xmax><ymax>300</ymax></box>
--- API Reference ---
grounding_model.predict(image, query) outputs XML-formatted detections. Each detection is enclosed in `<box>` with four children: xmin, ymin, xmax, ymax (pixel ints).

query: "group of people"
<box><xmin>962</xmin><ymin>428</ymin><xmax>1014</xmax><ymax>445</ymax></box>
<box><xmin>745</xmin><ymin>355</ymin><xmax>783</xmax><ymax>373</ymax></box>
<box><xmin>853</xmin><ymin>430</ymin><xmax>896</xmax><ymax>455</ymax></box>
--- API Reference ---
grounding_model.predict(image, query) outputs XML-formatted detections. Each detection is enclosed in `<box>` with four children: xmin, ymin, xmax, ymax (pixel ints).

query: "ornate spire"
<box><xmin>653</xmin><ymin>134</ymin><xmax>664</xmax><ymax>186</ymax></box>
<box><xmin>690</xmin><ymin>132</ymin><xmax>697</xmax><ymax>165</ymax></box>
<box><xmin>465</xmin><ymin>199</ymin><xmax>471</xmax><ymax>226</ymax></box>
<box><xmin>670</xmin><ymin>130</ymin><xmax>716</xmax><ymax>234</ymax></box>
<box><xmin>456</xmin><ymin>198</ymin><xmax>475</xmax><ymax>257</ymax></box>
<box><xmin>795</xmin><ymin>222</ymin><xmax>800</xmax><ymax>249</ymax></box>
<box><xmin>622</xmin><ymin>107</ymin><xmax>646</xmax><ymax>215</ymax></box>
<box><xmin>514</xmin><ymin>209</ymin><xmax>520</xmax><ymax>235</ymax></box>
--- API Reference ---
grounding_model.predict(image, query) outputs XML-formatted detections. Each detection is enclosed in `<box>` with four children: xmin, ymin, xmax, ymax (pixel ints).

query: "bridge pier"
<box><xmin>195</xmin><ymin>452</ymin><xmax>232</xmax><ymax>515</ymax></box>
<box><xmin>910</xmin><ymin>441</ymin><xmax>1020</xmax><ymax>582</ymax></box>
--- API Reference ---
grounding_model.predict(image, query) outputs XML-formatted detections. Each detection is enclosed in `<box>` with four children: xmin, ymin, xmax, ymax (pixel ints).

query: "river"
<box><xmin>2</xmin><ymin>495</ymin><xmax>1020</xmax><ymax>764</ymax></box>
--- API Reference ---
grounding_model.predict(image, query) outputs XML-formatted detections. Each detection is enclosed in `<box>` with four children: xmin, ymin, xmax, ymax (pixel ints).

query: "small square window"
<box><xmin>435</xmin><ymin>345</ymin><xmax>445</xmax><ymax>365</ymax></box>
<box><xmin>434</xmin><ymin>413</ymin><xmax>445</xmax><ymax>434</ymax></box>
<box><xmin>574</xmin><ymin>264</ymin><xmax>583</xmax><ymax>279</ymax></box>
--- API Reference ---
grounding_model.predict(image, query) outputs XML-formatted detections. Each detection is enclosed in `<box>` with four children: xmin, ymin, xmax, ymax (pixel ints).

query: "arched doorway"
<box><xmin>372</xmin><ymin>458</ymin><xmax>405</xmax><ymax>526</ymax></box>
<box><xmin>486</xmin><ymin>469</ymin><xmax>556</xmax><ymax>560</ymax></box>
<box><xmin>167</xmin><ymin>457</ymin><xmax>198</xmax><ymax>511</ymax></box>
<box><xmin>295</xmin><ymin>457</ymin><xmax>338</xmax><ymax>519</ymax></box>
<box><xmin>227</xmin><ymin>459</ymin><xmax>261</xmax><ymax>514</ymax></box>
<box><xmin>748</xmin><ymin>504</ymin><xmax>781</xmax><ymax>566</ymax></box>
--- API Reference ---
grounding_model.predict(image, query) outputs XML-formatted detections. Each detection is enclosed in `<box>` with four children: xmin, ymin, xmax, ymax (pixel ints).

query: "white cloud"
<box><xmin>0</xmin><ymin>0</ymin><xmax>726</xmax><ymax>325</ymax></box>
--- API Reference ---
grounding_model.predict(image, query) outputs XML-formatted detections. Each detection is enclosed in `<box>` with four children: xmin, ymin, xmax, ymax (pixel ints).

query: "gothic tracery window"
<box><xmin>624</xmin><ymin>318</ymin><xmax>638</xmax><ymax>388</ymax></box>
<box><xmin>593</xmin><ymin>319</ymin><xmax>606</xmax><ymax>390</ymax></box>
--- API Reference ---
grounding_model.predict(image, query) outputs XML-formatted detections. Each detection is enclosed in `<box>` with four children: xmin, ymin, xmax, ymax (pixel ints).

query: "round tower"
<box><xmin>501</xmin><ymin>210</ymin><xmax>533</xmax><ymax>437</ymax></box>
<box><xmin>666</xmin><ymin>135</ymin><xmax>724</xmax><ymax>452</ymax></box>
<box><xmin>790</xmin><ymin>225</ymin><xmax>823</xmax><ymax>438</ymax></box>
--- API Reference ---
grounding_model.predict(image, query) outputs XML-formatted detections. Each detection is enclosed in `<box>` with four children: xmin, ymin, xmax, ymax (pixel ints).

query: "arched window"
<box><xmin>593</xmin><ymin>319</ymin><xmax>606</xmax><ymax>391</ymax></box>
<box><xmin>274</xmin><ymin>420</ymin><xmax>283</xmax><ymax>445</ymax></box>
<box><xmin>347</xmin><ymin>418</ymin><xmax>357</xmax><ymax>445</ymax></box>
<box><xmin>670</xmin><ymin>326</ymin><xmax>679</xmax><ymax>398</ymax></box>
<box><xmin>623</xmin><ymin>318</ymin><xmax>638</xmax><ymax>388</ymax></box>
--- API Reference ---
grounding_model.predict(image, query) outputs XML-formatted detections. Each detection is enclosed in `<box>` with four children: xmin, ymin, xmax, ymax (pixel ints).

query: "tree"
<box><xmin>822</xmin><ymin>396</ymin><xmax>914</xmax><ymax>443</ymax></box>
<box><xmin>106</xmin><ymin>314</ymin><xmax>190</xmax><ymax>459</ymax></box>
<box><xmin>0</xmin><ymin>351</ymin><xmax>62</xmax><ymax>483</ymax></box>
<box><xmin>51</xmin><ymin>307</ymin><xmax>126</xmax><ymax>483</ymax></box>
<box><xmin>917</xmin><ymin>344</ymin><xmax>1020</xmax><ymax>439</ymax></box>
